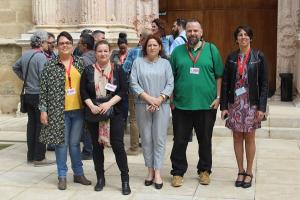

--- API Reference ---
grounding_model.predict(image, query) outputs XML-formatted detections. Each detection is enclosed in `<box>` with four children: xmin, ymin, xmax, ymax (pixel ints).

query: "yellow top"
<box><xmin>64</xmin><ymin>66</ymin><xmax>82</xmax><ymax>111</ymax></box>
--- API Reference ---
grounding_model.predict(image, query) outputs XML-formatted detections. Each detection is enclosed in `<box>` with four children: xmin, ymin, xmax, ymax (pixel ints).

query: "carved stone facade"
<box><xmin>0</xmin><ymin>0</ymin><xmax>299</xmax><ymax>113</ymax></box>
<box><xmin>277</xmin><ymin>0</ymin><xmax>300</xmax><ymax>94</ymax></box>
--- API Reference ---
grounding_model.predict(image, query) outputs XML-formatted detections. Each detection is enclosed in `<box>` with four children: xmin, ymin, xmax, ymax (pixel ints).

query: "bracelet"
<box><xmin>160</xmin><ymin>94</ymin><xmax>166</xmax><ymax>102</ymax></box>
<box><xmin>216</xmin><ymin>95</ymin><xmax>220</xmax><ymax>99</ymax></box>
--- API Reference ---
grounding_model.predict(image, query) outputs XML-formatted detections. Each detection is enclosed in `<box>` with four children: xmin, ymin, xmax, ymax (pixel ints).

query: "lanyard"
<box><xmin>65</xmin><ymin>57</ymin><xmax>73</xmax><ymax>88</ymax></box>
<box><xmin>237</xmin><ymin>48</ymin><xmax>250</xmax><ymax>76</ymax></box>
<box><xmin>94</xmin><ymin>63</ymin><xmax>113</xmax><ymax>83</ymax></box>
<box><xmin>186</xmin><ymin>41</ymin><xmax>205</xmax><ymax>67</ymax></box>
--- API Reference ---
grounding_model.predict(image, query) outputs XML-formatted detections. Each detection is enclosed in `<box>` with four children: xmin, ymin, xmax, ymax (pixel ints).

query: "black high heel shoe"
<box><xmin>242</xmin><ymin>173</ymin><xmax>253</xmax><ymax>188</ymax></box>
<box><xmin>154</xmin><ymin>182</ymin><xmax>163</xmax><ymax>189</ymax></box>
<box><xmin>94</xmin><ymin>177</ymin><xmax>105</xmax><ymax>191</ymax></box>
<box><xmin>144</xmin><ymin>179</ymin><xmax>153</xmax><ymax>186</ymax></box>
<box><xmin>235</xmin><ymin>171</ymin><xmax>246</xmax><ymax>187</ymax></box>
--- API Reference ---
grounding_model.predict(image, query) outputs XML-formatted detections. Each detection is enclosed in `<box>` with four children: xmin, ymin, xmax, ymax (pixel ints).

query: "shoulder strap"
<box><xmin>21</xmin><ymin>51</ymin><xmax>40</xmax><ymax>95</ymax></box>
<box><xmin>210</xmin><ymin>43</ymin><xmax>215</xmax><ymax>68</ymax></box>
<box><xmin>180</xmin><ymin>35</ymin><xmax>187</xmax><ymax>43</ymax></box>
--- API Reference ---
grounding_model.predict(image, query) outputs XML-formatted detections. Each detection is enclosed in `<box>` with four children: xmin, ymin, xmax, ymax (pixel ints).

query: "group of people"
<box><xmin>12</xmin><ymin>17</ymin><xmax>268</xmax><ymax>195</ymax></box>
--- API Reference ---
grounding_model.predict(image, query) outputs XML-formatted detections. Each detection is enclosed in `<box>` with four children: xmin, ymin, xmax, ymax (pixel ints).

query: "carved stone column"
<box><xmin>135</xmin><ymin>0</ymin><xmax>159</xmax><ymax>34</ymax></box>
<box><xmin>276</xmin><ymin>0</ymin><xmax>299</xmax><ymax>97</ymax></box>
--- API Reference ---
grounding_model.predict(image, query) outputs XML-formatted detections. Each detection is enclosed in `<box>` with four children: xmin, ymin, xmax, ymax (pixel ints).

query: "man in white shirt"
<box><xmin>170</xmin><ymin>19</ymin><xmax>187</xmax><ymax>54</ymax></box>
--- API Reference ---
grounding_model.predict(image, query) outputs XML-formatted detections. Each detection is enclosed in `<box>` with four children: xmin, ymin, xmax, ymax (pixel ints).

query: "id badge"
<box><xmin>190</xmin><ymin>67</ymin><xmax>200</xmax><ymax>75</ymax></box>
<box><xmin>235</xmin><ymin>87</ymin><xmax>246</xmax><ymax>96</ymax></box>
<box><xmin>66</xmin><ymin>88</ymin><xmax>76</xmax><ymax>96</ymax></box>
<box><xmin>105</xmin><ymin>83</ymin><xmax>117</xmax><ymax>92</ymax></box>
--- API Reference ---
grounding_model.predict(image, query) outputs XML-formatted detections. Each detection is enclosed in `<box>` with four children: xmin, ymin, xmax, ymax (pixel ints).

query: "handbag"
<box><xmin>84</xmin><ymin>95</ymin><xmax>114</xmax><ymax>122</ymax></box>
<box><xmin>20</xmin><ymin>51</ymin><xmax>39</xmax><ymax>113</ymax></box>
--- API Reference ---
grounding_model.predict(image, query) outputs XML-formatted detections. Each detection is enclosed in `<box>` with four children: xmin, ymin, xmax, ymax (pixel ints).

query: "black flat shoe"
<box><xmin>94</xmin><ymin>178</ymin><xmax>105</xmax><ymax>191</ymax></box>
<box><xmin>154</xmin><ymin>182</ymin><xmax>163</xmax><ymax>189</ymax></box>
<box><xmin>235</xmin><ymin>171</ymin><xmax>246</xmax><ymax>187</ymax></box>
<box><xmin>242</xmin><ymin>173</ymin><xmax>253</xmax><ymax>188</ymax></box>
<box><xmin>122</xmin><ymin>181</ymin><xmax>131</xmax><ymax>195</ymax></box>
<box><xmin>144</xmin><ymin>179</ymin><xmax>153</xmax><ymax>186</ymax></box>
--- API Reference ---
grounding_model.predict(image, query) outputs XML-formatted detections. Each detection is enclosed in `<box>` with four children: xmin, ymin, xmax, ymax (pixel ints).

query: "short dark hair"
<box><xmin>142</xmin><ymin>35</ymin><xmax>163</xmax><ymax>57</ymax></box>
<box><xmin>80</xmin><ymin>34</ymin><xmax>94</xmax><ymax>50</ymax></box>
<box><xmin>92</xmin><ymin>30</ymin><xmax>105</xmax><ymax>37</ymax></box>
<box><xmin>186</xmin><ymin>19</ymin><xmax>202</xmax><ymax>27</ymax></box>
<box><xmin>234</xmin><ymin>25</ymin><xmax>253</xmax><ymax>41</ymax></box>
<box><xmin>80</xmin><ymin>29</ymin><xmax>93</xmax><ymax>37</ymax></box>
<box><xmin>95</xmin><ymin>40</ymin><xmax>111</xmax><ymax>51</ymax></box>
<box><xmin>47</xmin><ymin>32</ymin><xmax>55</xmax><ymax>39</ymax></box>
<box><xmin>57</xmin><ymin>31</ymin><xmax>73</xmax><ymax>45</ymax></box>
<box><xmin>152</xmin><ymin>18</ymin><xmax>166</xmax><ymax>37</ymax></box>
<box><xmin>176</xmin><ymin>18</ymin><xmax>187</xmax><ymax>29</ymax></box>
<box><xmin>117</xmin><ymin>32</ymin><xmax>128</xmax><ymax>46</ymax></box>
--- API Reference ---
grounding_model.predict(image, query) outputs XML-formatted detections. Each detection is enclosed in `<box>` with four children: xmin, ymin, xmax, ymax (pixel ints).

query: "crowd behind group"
<box><xmin>12</xmin><ymin>18</ymin><xmax>268</xmax><ymax>195</ymax></box>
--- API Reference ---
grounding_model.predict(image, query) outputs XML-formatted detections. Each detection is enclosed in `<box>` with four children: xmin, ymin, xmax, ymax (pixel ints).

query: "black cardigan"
<box><xmin>80</xmin><ymin>64</ymin><xmax>128</xmax><ymax>113</ymax></box>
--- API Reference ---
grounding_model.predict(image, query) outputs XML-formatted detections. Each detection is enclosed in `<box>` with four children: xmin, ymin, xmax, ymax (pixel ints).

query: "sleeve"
<box><xmin>220</xmin><ymin>55</ymin><xmax>231</xmax><ymax>111</ymax></box>
<box><xmin>115</xmin><ymin>65</ymin><xmax>128</xmax><ymax>99</ymax></box>
<box><xmin>258</xmin><ymin>51</ymin><xmax>268</xmax><ymax>112</ymax></box>
<box><xmin>170</xmin><ymin>50</ymin><xmax>177</xmax><ymax>78</ymax></box>
<box><xmin>80</xmin><ymin>68</ymin><xmax>91</xmax><ymax>102</ymax></box>
<box><xmin>37</xmin><ymin>55</ymin><xmax>47</xmax><ymax>79</ymax></box>
<box><xmin>170</xmin><ymin>38</ymin><xmax>181</xmax><ymax>54</ymax></box>
<box><xmin>161</xmin><ymin>60</ymin><xmax>174</xmax><ymax>97</ymax></box>
<box><xmin>129</xmin><ymin>59</ymin><xmax>144</xmax><ymax>96</ymax></box>
<box><xmin>162</xmin><ymin>37</ymin><xmax>170</xmax><ymax>56</ymax></box>
<box><xmin>122</xmin><ymin>48</ymin><xmax>134</xmax><ymax>74</ymax></box>
<box><xmin>12</xmin><ymin>57</ymin><xmax>23</xmax><ymax>80</ymax></box>
<box><xmin>39</xmin><ymin>65</ymin><xmax>49</xmax><ymax>112</ymax></box>
<box><xmin>211</xmin><ymin>43</ymin><xmax>224</xmax><ymax>78</ymax></box>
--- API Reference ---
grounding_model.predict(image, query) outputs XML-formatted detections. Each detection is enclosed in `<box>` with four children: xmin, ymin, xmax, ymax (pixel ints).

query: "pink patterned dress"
<box><xmin>225</xmin><ymin>54</ymin><xmax>261</xmax><ymax>133</ymax></box>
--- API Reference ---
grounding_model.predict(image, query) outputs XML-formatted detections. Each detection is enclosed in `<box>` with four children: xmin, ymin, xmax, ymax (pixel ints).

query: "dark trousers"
<box><xmin>86</xmin><ymin>113</ymin><xmax>129</xmax><ymax>181</ymax></box>
<box><xmin>25</xmin><ymin>94</ymin><xmax>46</xmax><ymax>161</ymax></box>
<box><xmin>81</xmin><ymin>127</ymin><xmax>93</xmax><ymax>156</ymax></box>
<box><xmin>170</xmin><ymin>108</ymin><xmax>217</xmax><ymax>176</ymax></box>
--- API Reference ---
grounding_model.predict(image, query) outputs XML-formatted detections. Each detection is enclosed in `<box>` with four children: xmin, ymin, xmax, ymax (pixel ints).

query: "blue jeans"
<box><xmin>55</xmin><ymin>109</ymin><xmax>84</xmax><ymax>177</ymax></box>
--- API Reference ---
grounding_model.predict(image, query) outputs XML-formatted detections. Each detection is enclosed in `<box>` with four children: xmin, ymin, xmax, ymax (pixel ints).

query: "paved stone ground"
<box><xmin>0</xmin><ymin>133</ymin><xmax>300</xmax><ymax>200</ymax></box>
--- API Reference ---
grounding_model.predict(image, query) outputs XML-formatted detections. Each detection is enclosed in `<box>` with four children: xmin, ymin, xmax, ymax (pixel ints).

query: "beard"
<box><xmin>171</xmin><ymin>30</ymin><xmax>179</xmax><ymax>38</ymax></box>
<box><xmin>187</xmin><ymin>35</ymin><xmax>200</xmax><ymax>47</ymax></box>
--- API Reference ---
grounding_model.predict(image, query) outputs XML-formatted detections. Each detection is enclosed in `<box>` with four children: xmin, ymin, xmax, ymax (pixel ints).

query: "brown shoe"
<box><xmin>58</xmin><ymin>177</ymin><xmax>67</xmax><ymax>190</ymax></box>
<box><xmin>199</xmin><ymin>171</ymin><xmax>210</xmax><ymax>185</ymax></box>
<box><xmin>171</xmin><ymin>175</ymin><xmax>183</xmax><ymax>187</ymax></box>
<box><xmin>126</xmin><ymin>148</ymin><xmax>139</xmax><ymax>156</ymax></box>
<box><xmin>73</xmin><ymin>175</ymin><xmax>92</xmax><ymax>185</ymax></box>
<box><xmin>33</xmin><ymin>158</ymin><xmax>55</xmax><ymax>167</ymax></box>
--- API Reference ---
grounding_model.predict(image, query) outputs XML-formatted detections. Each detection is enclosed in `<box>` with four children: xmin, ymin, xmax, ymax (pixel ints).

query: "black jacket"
<box><xmin>80</xmin><ymin>64</ymin><xmax>128</xmax><ymax>114</ymax></box>
<box><xmin>220</xmin><ymin>49</ymin><xmax>268</xmax><ymax>112</ymax></box>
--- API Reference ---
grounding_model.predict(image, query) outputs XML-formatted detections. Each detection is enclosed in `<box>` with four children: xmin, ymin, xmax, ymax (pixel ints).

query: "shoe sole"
<box><xmin>34</xmin><ymin>163</ymin><xmax>55</xmax><ymax>167</ymax></box>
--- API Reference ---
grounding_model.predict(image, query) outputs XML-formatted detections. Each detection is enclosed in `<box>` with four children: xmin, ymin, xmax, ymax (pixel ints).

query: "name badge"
<box><xmin>235</xmin><ymin>87</ymin><xmax>246</xmax><ymax>96</ymax></box>
<box><xmin>66</xmin><ymin>88</ymin><xmax>76</xmax><ymax>96</ymax></box>
<box><xmin>190</xmin><ymin>67</ymin><xmax>200</xmax><ymax>75</ymax></box>
<box><xmin>105</xmin><ymin>83</ymin><xmax>117</xmax><ymax>92</ymax></box>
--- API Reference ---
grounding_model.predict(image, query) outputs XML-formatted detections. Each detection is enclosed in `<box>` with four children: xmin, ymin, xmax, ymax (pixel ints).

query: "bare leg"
<box><xmin>154</xmin><ymin>169</ymin><xmax>162</xmax><ymax>184</ymax></box>
<box><xmin>244</xmin><ymin>131</ymin><xmax>256</xmax><ymax>182</ymax></box>
<box><xmin>146</xmin><ymin>167</ymin><xmax>154</xmax><ymax>181</ymax></box>
<box><xmin>233</xmin><ymin>131</ymin><xmax>245</xmax><ymax>181</ymax></box>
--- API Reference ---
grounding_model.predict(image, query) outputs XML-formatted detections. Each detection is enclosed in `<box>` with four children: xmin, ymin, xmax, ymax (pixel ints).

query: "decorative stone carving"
<box><xmin>135</xmin><ymin>0</ymin><xmax>159</xmax><ymax>33</ymax></box>
<box><xmin>276</xmin><ymin>0</ymin><xmax>299</xmax><ymax>92</ymax></box>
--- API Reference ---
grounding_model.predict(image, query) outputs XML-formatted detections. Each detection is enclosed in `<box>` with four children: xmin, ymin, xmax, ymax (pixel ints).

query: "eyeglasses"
<box><xmin>48</xmin><ymin>41</ymin><xmax>56</xmax><ymax>45</ymax></box>
<box><xmin>58</xmin><ymin>41</ymin><xmax>72</xmax><ymax>46</ymax></box>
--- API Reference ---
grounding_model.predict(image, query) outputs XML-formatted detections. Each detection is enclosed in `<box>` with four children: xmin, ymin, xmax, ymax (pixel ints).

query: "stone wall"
<box><xmin>0</xmin><ymin>0</ymin><xmax>33</xmax><ymax>113</ymax></box>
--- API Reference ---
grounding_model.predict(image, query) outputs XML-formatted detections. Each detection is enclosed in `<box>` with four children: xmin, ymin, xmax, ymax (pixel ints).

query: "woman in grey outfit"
<box><xmin>130</xmin><ymin>35</ymin><xmax>174</xmax><ymax>189</ymax></box>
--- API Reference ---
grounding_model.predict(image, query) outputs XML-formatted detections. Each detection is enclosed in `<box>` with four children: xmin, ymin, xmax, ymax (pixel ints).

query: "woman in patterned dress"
<box><xmin>220</xmin><ymin>26</ymin><xmax>268</xmax><ymax>188</ymax></box>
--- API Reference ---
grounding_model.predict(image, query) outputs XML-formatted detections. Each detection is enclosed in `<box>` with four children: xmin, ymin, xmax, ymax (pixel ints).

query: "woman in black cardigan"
<box><xmin>80</xmin><ymin>40</ymin><xmax>131</xmax><ymax>195</ymax></box>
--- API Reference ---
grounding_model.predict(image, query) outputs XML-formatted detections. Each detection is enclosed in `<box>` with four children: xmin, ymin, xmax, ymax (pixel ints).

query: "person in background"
<box><xmin>80</xmin><ymin>40</ymin><xmax>131</xmax><ymax>195</ymax></box>
<box><xmin>111</xmin><ymin>32</ymin><xmax>129</xmax><ymax>130</ymax></box>
<box><xmin>170</xmin><ymin>19</ymin><xmax>223</xmax><ymax>187</ymax></box>
<box><xmin>122</xmin><ymin>29</ymin><xmax>152</xmax><ymax>156</ymax></box>
<box><xmin>92</xmin><ymin>30</ymin><xmax>106</xmax><ymax>45</ymax></box>
<box><xmin>39</xmin><ymin>31</ymin><xmax>91</xmax><ymax>190</ymax></box>
<box><xmin>73</xmin><ymin>29</ymin><xmax>93</xmax><ymax>56</ymax></box>
<box><xmin>170</xmin><ymin>18</ymin><xmax>187</xmax><ymax>54</ymax></box>
<box><xmin>130</xmin><ymin>35</ymin><xmax>174</xmax><ymax>189</ymax></box>
<box><xmin>220</xmin><ymin>25</ymin><xmax>268</xmax><ymax>188</ymax></box>
<box><xmin>78</xmin><ymin>33</ymin><xmax>96</xmax><ymax>160</ymax></box>
<box><xmin>12</xmin><ymin>31</ymin><xmax>55</xmax><ymax>167</ymax></box>
<box><xmin>151</xmin><ymin>18</ymin><xmax>169</xmax><ymax>57</ymax></box>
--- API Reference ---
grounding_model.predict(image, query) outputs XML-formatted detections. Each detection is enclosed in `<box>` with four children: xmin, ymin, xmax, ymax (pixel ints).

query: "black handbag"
<box><xmin>20</xmin><ymin>51</ymin><xmax>39</xmax><ymax>113</ymax></box>
<box><xmin>84</xmin><ymin>95</ymin><xmax>114</xmax><ymax>122</ymax></box>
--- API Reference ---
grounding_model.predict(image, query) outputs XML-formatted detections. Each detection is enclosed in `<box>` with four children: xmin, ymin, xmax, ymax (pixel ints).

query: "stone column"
<box><xmin>276</xmin><ymin>0</ymin><xmax>299</xmax><ymax>97</ymax></box>
<box><xmin>32</xmin><ymin>0</ymin><xmax>57</xmax><ymax>25</ymax></box>
<box><xmin>135</xmin><ymin>0</ymin><xmax>159</xmax><ymax>34</ymax></box>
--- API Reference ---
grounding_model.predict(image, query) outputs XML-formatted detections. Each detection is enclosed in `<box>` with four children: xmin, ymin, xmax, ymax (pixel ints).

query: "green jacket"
<box><xmin>39</xmin><ymin>55</ymin><xmax>84</xmax><ymax>145</ymax></box>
